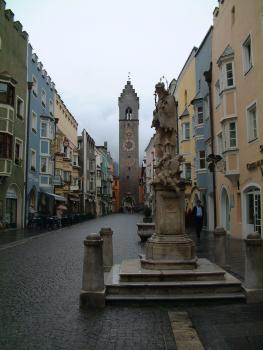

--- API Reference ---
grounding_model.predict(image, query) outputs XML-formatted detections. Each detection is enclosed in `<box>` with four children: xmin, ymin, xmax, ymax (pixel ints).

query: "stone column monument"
<box><xmin>141</xmin><ymin>82</ymin><xmax>197</xmax><ymax>270</ymax></box>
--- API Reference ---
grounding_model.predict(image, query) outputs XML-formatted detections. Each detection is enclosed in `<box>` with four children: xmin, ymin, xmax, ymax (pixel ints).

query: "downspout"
<box><xmin>204</xmin><ymin>62</ymin><xmax>217</xmax><ymax>229</ymax></box>
<box><xmin>24</xmin><ymin>81</ymin><xmax>33</xmax><ymax>228</ymax></box>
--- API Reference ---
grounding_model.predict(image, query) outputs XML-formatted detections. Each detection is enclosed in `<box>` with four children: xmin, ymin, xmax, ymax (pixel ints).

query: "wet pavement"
<box><xmin>0</xmin><ymin>214</ymin><xmax>263</xmax><ymax>350</ymax></box>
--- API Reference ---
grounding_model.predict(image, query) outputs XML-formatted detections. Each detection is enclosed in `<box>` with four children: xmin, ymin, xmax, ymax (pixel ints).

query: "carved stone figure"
<box><xmin>152</xmin><ymin>82</ymin><xmax>177</xmax><ymax>160</ymax></box>
<box><xmin>151</xmin><ymin>82</ymin><xmax>184</xmax><ymax>191</ymax></box>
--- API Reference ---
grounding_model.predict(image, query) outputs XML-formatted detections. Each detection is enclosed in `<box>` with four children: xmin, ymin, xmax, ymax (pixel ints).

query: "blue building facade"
<box><xmin>191</xmin><ymin>27</ymin><xmax>214</xmax><ymax>230</ymax></box>
<box><xmin>26</xmin><ymin>44</ymin><xmax>56</xmax><ymax>221</ymax></box>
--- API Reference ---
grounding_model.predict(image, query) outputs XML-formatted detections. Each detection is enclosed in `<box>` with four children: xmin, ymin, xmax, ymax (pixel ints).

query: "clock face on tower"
<box><xmin>123</xmin><ymin>139</ymin><xmax>134</xmax><ymax>151</ymax></box>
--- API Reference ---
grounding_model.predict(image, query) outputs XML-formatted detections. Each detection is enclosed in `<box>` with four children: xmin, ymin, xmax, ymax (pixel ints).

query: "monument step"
<box><xmin>118</xmin><ymin>258</ymin><xmax>227</xmax><ymax>282</ymax></box>
<box><xmin>105</xmin><ymin>292</ymin><xmax>246</xmax><ymax>302</ymax></box>
<box><xmin>105</xmin><ymin>260</ymin><xmax>245</xmax><ymax>300</ymax></box>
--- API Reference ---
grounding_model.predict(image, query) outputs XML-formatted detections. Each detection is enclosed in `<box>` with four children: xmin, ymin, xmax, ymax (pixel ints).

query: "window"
<box><xmin>40</xmin><ymin>140</ymin><xmax>49</xmax><ymax>155</ymax></box>
<box><xmin>182</xmin><ymin>123</ymin><xmax>190</xmax><ymax>140</ymax></box>
<box><xmin>31</xmin><ymin>111</ymin><xmax>37</xmax><ymax>132</ymax></box>
<box><xmin>220</xmin><ymin>62</ymin><xmax>234</xmax><ymax>90</ymax></box>
<box><xmin>40</xmin><ymin>157</ymin><xmax>49</xmax><ymax>173</ymax></box>
<box><xmin>40</xmin><ymin>176</ymin><xmax>50</xmax><ymax>186</ymax></box>
<box><xmin>40</xmin><ymin>121</ymin><xmax>48</xmax><ymax>137</ymax></box>
<box><xmin>14</xmin><ymin>138</ymin><xmax>23</xmax><ymax>165</ymax></box>
<box><xmin>243</xmin><ymin>35</ymin><xmax>253</xmax><ymax>73</ymax></box>
<box><xmin>199</xmin><ymin>150</ymin><xmax>206</xmax><ymax>169</ymax></box>
<box><xmin>0</xmin><ymin>82</ymin><xmax>15</xmax><ymax>106</ymax></box>
<box><xmin>73</xmin><ymin>154</ymin><xmax>78</xmax><ymax>166</ymax></box>
<box><xmin>184</xmin><ymin>163</ymin><xmax>191</xmax><ymax>180</ymax></box>
<box><xmin>229</xmin><ymin>121</ymin><xmax>237</xmax><ymax>147</ymax></box>
<box><xmin>63</xmin><ymin>171</ymin><xmax>71</xmax><ymax>182</ymax></box>
<box><xmin>126</xmin><ymin>107</ymin><xmax>132</xmax><ymax>120</ymax></box>
<box><xmin>197</xmin><ymin>106</ymin><xmax>203</xmax><ymax>124</ymax></box>
<box><xmin>49</xmin><ymin>99</ymin><xmax>53</xmax><ymax>115</ymax></box>
<box><xmin>16</xmin><ymin>97</ymin><xmax>24</xmax><ymax>119</ymax></box>
<box><xmin>247</xmin><ymin>103</ymin><xmax>257</xmax><ymax>142</ymax></box>
<box><xmin>31</xmin><ymin>149</ymin><xmax>36</xmax><ymax>171</ymax></box>
<box><xmin>41</xmin><ymin>89</ymin><xmax>46</xmax><ymax>107</ymax></box>
<box><xmin>223</xmin><ymin>121</ymin><xmax>237</xmax><ymax>149</ymax></box>
<box><xmin>32</xmin><ymin>76</ymin><xmax>38</xmax><ymax>96</ymax></box>
<box><xmin>0</xmin><ymin>133</ymin><xmax>12</xmax><ymax>159</ymax></box>
<box><xmin>226</xmin><ymin>62</ymin><xmax>234</xmax><ymax>87</ymax></box>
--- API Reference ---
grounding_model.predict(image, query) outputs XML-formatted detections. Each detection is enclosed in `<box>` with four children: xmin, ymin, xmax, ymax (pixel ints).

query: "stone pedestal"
<box><xmin>80</xmin><ymin>233</ymin><xmax>105</xmax><ymax>308</ymax></box>
<box><xmin>141</xmin><ymin>186</ymin><xmax>197</xmax><ymax>270</ymax></box>
<box><xmin>100</xmin><ymin>227</ymin><xmax>113</xmax><ymax>272</ymax></box>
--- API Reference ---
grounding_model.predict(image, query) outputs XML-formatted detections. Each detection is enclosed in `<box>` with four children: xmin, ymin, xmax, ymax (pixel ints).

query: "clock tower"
<box><xmin>118</xmin><ymin>80</ymin><xmax>139</xmax><ymax>208</ymax></box>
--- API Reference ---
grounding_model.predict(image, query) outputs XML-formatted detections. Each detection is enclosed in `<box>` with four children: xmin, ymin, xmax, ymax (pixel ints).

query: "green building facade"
<box><xmin>0</xmin><ymin>0</ymin><xmax>28</xmax><ymax>229</ymax></box>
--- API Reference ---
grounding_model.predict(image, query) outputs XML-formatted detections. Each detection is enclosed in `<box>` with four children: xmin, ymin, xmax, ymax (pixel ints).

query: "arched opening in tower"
<box><xmin>125</xmin><ymin>107</ymin><xmax>132</xmax><ymax>120</ymax></box>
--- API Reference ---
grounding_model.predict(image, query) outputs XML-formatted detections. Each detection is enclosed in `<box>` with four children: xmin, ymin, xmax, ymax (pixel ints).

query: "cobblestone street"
<box><xmin>0</xmin><ymin>214</ymin><xmax>176</xmax><ymax>350</ymax></box>
<box><xmin>1</xmin><ymin>214</ymin><xmax>263</xmax><ymax>350</ymax></box>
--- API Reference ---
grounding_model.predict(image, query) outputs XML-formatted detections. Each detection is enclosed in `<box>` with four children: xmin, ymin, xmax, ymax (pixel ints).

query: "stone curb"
<box><xmin>168</xmin><ymin>311</ymin><xmax>204</xmax><ymax>350</ymax></box>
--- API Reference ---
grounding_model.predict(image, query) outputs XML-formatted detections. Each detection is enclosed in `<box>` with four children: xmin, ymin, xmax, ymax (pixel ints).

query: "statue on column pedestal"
<box><xmin>141</xmin><ymin>82</ymin><xmax>196</xmax><ymax>270</ymax></box>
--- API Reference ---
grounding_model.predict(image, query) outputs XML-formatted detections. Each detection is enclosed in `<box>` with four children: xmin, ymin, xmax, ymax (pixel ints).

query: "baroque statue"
<box><xmin>151</xmin><ymin>82</ymin><xmax>185</xmax><ymax>191</ymax></box>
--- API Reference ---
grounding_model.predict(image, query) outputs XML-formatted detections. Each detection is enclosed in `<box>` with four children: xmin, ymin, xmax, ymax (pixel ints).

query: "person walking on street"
<box><xmin>192</xmin><ymin>200</ymin><xmax>204</xmax><ymax>242</ymax></box>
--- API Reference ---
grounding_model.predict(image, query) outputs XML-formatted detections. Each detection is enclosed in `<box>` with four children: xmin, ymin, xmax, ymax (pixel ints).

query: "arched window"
<box><xmin>125</xmin><ymin>107</ymin><xmax>132</xmax><ymax>120</ymax></box>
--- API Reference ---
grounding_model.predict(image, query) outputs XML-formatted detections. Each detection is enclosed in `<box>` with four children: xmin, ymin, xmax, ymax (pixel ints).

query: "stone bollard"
<box><xmin>214</xmin><ymin>232</ymin><xmax>228</xmax><ymax>269</ymax></box>
<box><xmin>99</xmin><ymin>227</ymin><xmax>113</xmax><ymax>272</ymax></box>
<box><xmin>80</xmin><ymin>233</ymin><xmax>105</xmax><ymax>308</ymax></box>
<box><xmin>243</xmin><ymin>234</ymin><xmax>263</xmax><ymax>303</ymax></box>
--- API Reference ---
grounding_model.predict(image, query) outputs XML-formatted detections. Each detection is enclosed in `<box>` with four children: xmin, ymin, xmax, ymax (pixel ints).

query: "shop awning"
<box><xmin>44</xmin><ymin>192</ymin><xmax>67</xmax><ymax>202</ymax></box>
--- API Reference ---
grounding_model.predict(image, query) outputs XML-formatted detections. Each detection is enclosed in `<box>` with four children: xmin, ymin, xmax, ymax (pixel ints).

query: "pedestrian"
<box><xmin>192</xmin><ymin>200</ymin><xmax>204</xmax><ymax>241</ymax></box>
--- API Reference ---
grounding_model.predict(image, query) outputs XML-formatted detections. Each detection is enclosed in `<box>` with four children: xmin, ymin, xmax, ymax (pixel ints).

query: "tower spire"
<box><xmin>128</xmin><ymin>71</ymin><xmax>131</xmax><ymax>82</ymax></box>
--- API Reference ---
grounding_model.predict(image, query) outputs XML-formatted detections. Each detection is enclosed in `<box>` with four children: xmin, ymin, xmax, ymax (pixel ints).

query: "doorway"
<box><xmin>244</xmin><ymin>186</ymin><xmax>261</xmax><ymax>236</ymax></box>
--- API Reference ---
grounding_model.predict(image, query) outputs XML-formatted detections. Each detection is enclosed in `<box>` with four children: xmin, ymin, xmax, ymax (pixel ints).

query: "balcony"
<box><xmin>0</xmin><ymin>159</ymin><xmax>12</xmax><ymax>176</ymax></box>
<box><xmin>223</xmin><ymin>150</ymin><xmax>240</xmax><ymax>182</ymax></box>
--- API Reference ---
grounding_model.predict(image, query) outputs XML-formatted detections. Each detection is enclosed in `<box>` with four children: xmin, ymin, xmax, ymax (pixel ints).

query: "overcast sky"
<box><xmin>7</xmin><ymin>0</ymin><xmax>217</xmax><ymax>162</ymax></box>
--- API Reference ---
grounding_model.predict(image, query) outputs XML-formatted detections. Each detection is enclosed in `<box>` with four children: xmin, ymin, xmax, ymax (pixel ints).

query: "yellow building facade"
<box><xmin>212</xmin><ymin>0</ymin><xmax>263</xmax><ymax>238</ymax></box>
<box><xmin>53</xmin><ymin>93</ymin><xmax>80</xmax><ymax>212</ymax></box>
<box><xmin>174</xmin><ymin>48</ymin><xmax>199</xmax><ymax>209</ymax></box>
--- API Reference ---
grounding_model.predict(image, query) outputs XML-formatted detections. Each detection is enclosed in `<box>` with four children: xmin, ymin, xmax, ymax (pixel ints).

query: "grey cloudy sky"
<box><xmin>7</xmin><ymin>0</ymin><xmax>217</xmax><ymax>162</ymax></box>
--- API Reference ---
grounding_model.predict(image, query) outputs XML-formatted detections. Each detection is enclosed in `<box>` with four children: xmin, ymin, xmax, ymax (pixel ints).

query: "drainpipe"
<box><xmin>53</xmin><ymin>118</ymin><xmax>59</xmax><ymax>194</ymax></box>
<box><xmin>204</xmin><ymin>62</ymin><xmax>217</xmax><ymax>229</ymax></box>
<box><xmin>24</xmin><ymin>81</ymin><xmax>33</xmax><ymax>228</ymax></box>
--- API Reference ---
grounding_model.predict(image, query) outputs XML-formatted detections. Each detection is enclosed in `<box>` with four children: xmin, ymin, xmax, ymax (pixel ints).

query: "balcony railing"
<box><xmin>0</xmin><ymin>159</ymin><xmax>12</xmax><ymax>176</ymax></box>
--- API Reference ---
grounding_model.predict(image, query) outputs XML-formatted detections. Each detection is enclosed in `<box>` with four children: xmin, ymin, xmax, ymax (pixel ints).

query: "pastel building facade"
<box><xmin>144</xmin><ymin>135</ymin><xmax>155</xmax><ymax>211</ymax></box>
<box><xmin>174</xmin><ymin>48</ymin><xmax>199</xmax><ymax>210</ymax></box>
<box><xmin>191</xmin><ymin>27</ymin><xmax>215</xmax><ymax>230</ymax></box>
<box><xmin>212</xmin><ymin>0</ymin><xmax>263</xmax><ymax>238</ymax></box>
<box><xmin>27</xmin><ymin>44</ymin><xmax>56</xmax><ymax>219</ymax></box>
<box><xmin>78</xmin><ymin>129</ymin><xmax>96</xmax><ymax>216</ymax></box>
<box><xmin>54</xmin><ymin>93</ymin><xmax>80</xmax><ymax>213</ymax></box>
<box><xmin>0</xmin><ymin>1</ymin><xmax>28</xmax><ymax>228</ymax></box>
